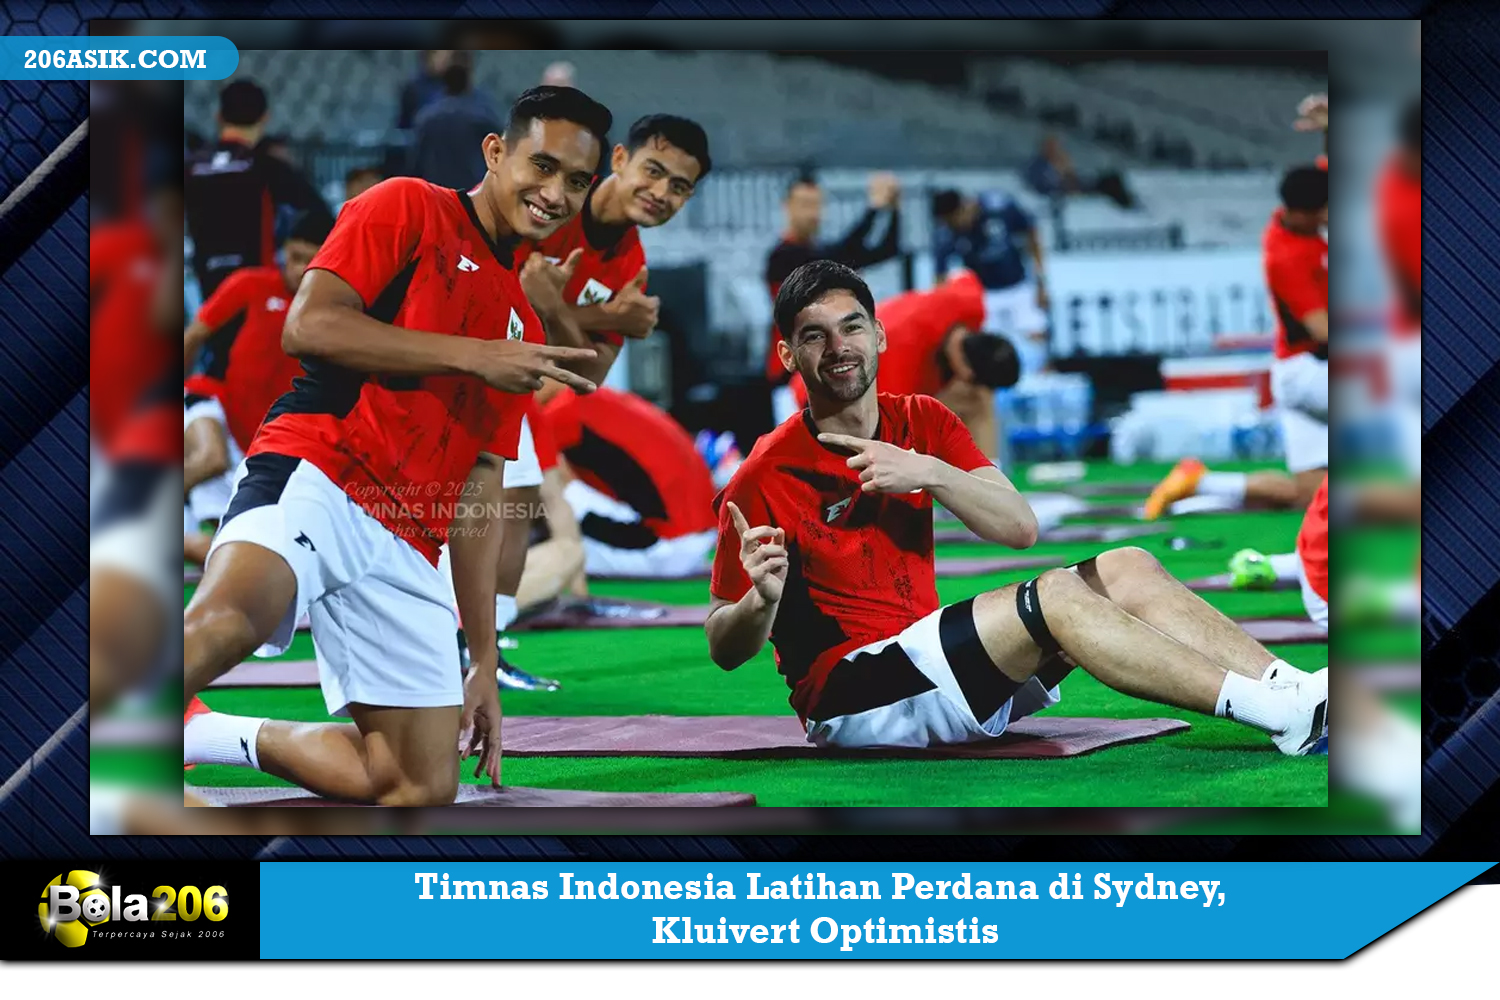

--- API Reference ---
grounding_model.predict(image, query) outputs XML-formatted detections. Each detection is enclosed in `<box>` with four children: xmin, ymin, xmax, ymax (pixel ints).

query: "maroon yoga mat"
<box><xmin>210</xmin><ymin>659</ymin><xmax>322</xmax><ymax>688</ymax></box>
<box><xmin>1060</xmin><ymin>481</ymin><xmax>1161</xmax><ymax>498</ymax></box>
<box><xmin>1186</xmin><ymin>573</ymin><xmax>1298</xmax><ymax>593</ymax></box>
<box><xmin>933</xmin><ymin>523</ymin><xmax>1167</xmax><ymax>545</ymax></box>
<box><xmin>500</xmin><ymin>714</ymin><xmax>1189</xmax><ymax>759</ymax></box>
<box><xmin>189</xmin><ymin>784</ymin><xmax>757</xmax><ymax>808</ymax></box>
<box><xmin>1236</xmin><ymin>617</ymin><xmax>1327</xmax><ymax>644</ymax></box>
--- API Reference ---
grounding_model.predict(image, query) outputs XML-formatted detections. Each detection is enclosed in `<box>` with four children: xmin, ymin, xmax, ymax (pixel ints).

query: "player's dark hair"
<box><xmin>344</xmin><ymin>165</ymin><xmax>382</xmax><ymax>186</ymax></box>
<box><xmin>786</xmin><ymin>168</ymin><xmax>819</xmax><ymax>198</ymax></box>
<box><xmin>286</xmin><ymin>210</ymin><xmax>334</xmax><ymax>247</ymax></box>
<box><xmin>961</xmin><ymin>333</ymin><xmax>1022</xmax><ymax>390</ymax></box>
<box><xmin>774</xmin><ymin>259</ymin><xmax>877</xmax><ymax>341</ymax></box>
<box><xmin>219</xmin><ymin>79</ymin><xmax>268</xmax><ymax>126</ymax></box>
<box><xmin>1278</xmin><ymin>166</ymin><xmax>1329</xmax><ymax>213</ymax></box>
<box><xmin>442</xmin><ymin>62</ymin><xmax>471</xmax><ymax>96</ymax></box>
<box><xmin>1400</xmin><ymin>98</ymin><xmax>1421</xmax><ymax>155</ymax></box>
<box><xmin>503</xmin><ymin>86</ymin><xmax>613</xmax><ymax>153</ymax></box>
<box><xmin>625</xmin><ymin>114</ymin><xmax>713</xmax><ymax>180</ymax></box>
<box><xmin>931</xmin><ymin>189</ymin><xmax>963</xmax><ymax>220</ymax></box>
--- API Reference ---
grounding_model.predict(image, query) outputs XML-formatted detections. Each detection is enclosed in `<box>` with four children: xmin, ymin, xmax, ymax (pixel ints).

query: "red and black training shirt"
<box><xmin>249</xmin><ymin>177</ymin><xmax>544</xmax><ymax>565</ymax></box>
<box><xmin>544</xmin><ymin>386</ymin><xmax>716</xmax><ymax>542</ymax></box>
<box><xmin>1262</xmin><ymin>209</ymin><xmax>1329</xmax><ymax>361</ymax></box>
<box><xmin>515</xmin><ymin>186</ymin><xmax>647</xmax><ymax>351</ymax></box>
<box><xmin>710</xmin><ymin>393</ymin><xmax>992</xmax><ymax>722</ymax></box>
<box><xmin>189</xmin><ymin>266</ymin><xmax>303</xmax><ymax>453</ymax></box>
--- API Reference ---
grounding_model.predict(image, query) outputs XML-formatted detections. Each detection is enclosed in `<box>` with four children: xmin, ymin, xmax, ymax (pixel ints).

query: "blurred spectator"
<box><xmin>344</xmin><ymin>165</ymin><xmax>383</xmax><ymax>204</ymax></box>
<box><xmin>762</xmin><ymin>170</ymin><xmax>901</xmax><ymax>422</ymax></box>
<box><xmin>542</xmin><ymin>60</ymin><xmax>577</xmax><ymax>88</ymax></box>
<box><xmin>931</xmin><ymin>188</ymin><xmax>1050</xmax><ymax>375</ymax></box>
<box><xmin>397</xmin><ymin>49</ymin><xmax>458</xmax><ymax>130</ymax></box>
<box><xmin>184</xmin><ymin>79</ymin><xmax>333</xmax><ymax>299</ymax></box>
<box><xmin>1024</xmin><ymin>133</ymin><xmax>1136</xmax><ymax>209</ymax></box>
<box><xmin>411</xmin><ymin>59</ymin><xmax>502</xmax><ymax>191</ymax></box>
<box><xmin>1024</xmin><ymin>133</ymin><xmax>1079</xmax><ymax>199</ymax></box>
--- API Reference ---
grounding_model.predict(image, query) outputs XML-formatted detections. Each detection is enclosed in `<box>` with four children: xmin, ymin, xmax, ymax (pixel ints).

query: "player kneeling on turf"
<box><xmin>705</xmin><ymin>261</ymin><xmax>1327</xmax><ymax>755</ymax></box>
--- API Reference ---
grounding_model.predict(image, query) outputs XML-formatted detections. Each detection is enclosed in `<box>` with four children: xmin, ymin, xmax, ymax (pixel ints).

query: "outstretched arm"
<box><xmin>817</xmin><ymin>432</ymin><xmax>1038</xmax><ymax>549</ymax></box>
<box><xmin>704</xmin><ymin>502</ymin><xmax>787</xmax><ymax>671</ymax></box>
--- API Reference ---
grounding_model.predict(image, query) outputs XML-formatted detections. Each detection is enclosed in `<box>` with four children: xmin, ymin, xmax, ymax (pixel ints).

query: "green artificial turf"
<box><xmin>118</xmin><ymin>460</ymin><xmax>1419</xmax><ymax>824</ymax></box>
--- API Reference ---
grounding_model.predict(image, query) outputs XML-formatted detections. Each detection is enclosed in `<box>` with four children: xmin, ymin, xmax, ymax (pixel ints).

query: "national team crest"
<box><xmin>576</xmin><ymin>277</ymin><xmax>615</xmax><ymax>306</ymax></box>
<box><xmin>507</xmin><ymin>308</ymin><xmax>525</xmax><ymax>341</ymax></box>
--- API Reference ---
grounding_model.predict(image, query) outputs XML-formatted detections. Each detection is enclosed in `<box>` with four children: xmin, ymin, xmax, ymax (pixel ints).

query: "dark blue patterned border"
<box><xmin>2</xmin><ymin>3</ymin><xmax>1485</xmax><ymax>863</ymax></box>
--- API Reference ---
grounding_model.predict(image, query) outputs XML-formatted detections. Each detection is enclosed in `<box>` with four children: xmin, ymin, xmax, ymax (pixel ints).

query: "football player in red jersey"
<box><xmin>182</xmin><ymin>88</ymin><xmax>610</xmax><ymax>804</ymax></box>
<box><xmin>467</xmin><ymin>115</ymin><xmax>711</xmax><ymax>691</ymax></box>
<box><xmin>784</xmin><ymin>269</ymin><xmax>1020</xmax><ymax>457</ymax></box>
<box><xmin>1146</xmin><ymin>165</ymin><xmax>1329</xmax><ymax>521</ymax></box>
<box><xmin>708</xmin><ymin>260</ymin><xmax>1326</xmax><ymax>755</ymax></box>
<box><xmin>1381</xmin><ymin>99</ymin><xmax>1421</xmax><ymax>480</ymax></box>
<box><xmin>91</xmin><ymin>173</ymin><xmax>185</xmax><ymax>714</ymax></box>
<box><xmin>183</xmin><ymin>210</ymin><xmax>331</xmax><ymax>452</ymax></box>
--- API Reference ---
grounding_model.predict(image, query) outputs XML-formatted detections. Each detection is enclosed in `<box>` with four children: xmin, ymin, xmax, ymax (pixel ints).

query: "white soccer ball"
<box><xmin>81</xmin><ymin>893</ymin><xmax>110</xmax><ymax>923</ymax></box>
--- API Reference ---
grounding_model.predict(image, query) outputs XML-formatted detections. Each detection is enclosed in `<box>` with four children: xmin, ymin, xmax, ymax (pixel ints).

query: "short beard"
<box><xmin>805</xmin><ymin>355</ymin><xmax>876</xmax><ymax>403</ymax></box>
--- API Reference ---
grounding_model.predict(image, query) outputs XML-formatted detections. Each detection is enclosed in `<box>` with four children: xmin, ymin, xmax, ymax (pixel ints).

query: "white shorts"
<box><xmin>806</xmin><ymin>601</ymin><xmax>1062</xmax><ymax>749</ymax></box>
<box><xmin>501</xmin><ymin>415</ymin><xmax>543</xmax><ymax>489</ymax></box>
<box><xmin>564</xmin><ymin>479</ymin><xmax>715</xmax><ymax>579</ymax></box>
<box><xmin>983</xmin><ymin>283</ymin><xmax>1048</xmax><ymax>338</ymax></box>
<box><xmin>1270</xmin><ymin>352</ymin><xmax>1330</xmax><ymax>473</ymax></box>
<box><xmin>92</xmin><ymin>461</ymin><xmax>182</xmax><ymax>613</ymax></box>
<box><xmin>208</xmin><ymin>456</ymin><xmax>462</xmax><ymax>718</ymax></box>
<box><xmin>984</xmin><ymin>284</ymin><xmax>1050</xmax><ymax>378</ymax></box>
<box><xmin>1298</xmin><ymin>556</ymin><xmax>1329</xmax><ymax>633</ymax></box>
<box><xmin>184</xmin><ymin>396</ymin><xmax>245</xmax><ymax>529</ymax></box>
<box><xmin>1387</xmin><ymin>335</ymin><xmax>1422</xmax><ymax>477</ymax></box>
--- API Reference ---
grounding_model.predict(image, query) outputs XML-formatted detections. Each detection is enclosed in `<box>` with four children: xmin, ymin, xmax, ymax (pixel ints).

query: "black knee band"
<box><xmin>1016</xmin><ymin>577</ymin><xmax>1063</xmax><ymax>658</ymax></box>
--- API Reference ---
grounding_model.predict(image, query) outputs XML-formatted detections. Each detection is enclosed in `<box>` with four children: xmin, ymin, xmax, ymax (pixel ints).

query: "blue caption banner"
<box><xmin>0</xmin><ymin>37</ymin><xmax>238</xmax><ymax>79</ymax></box>
<box><xmin>260</xmin><ymin>862</ymin><xmax>1492</xmax><ymax>959</ymax></box>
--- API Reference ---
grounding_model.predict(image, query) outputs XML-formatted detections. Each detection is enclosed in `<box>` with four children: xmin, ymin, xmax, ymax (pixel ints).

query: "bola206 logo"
<box><xmin>38</xmin><ymin>870</ymin><xmax>228</xmax><ymax>948</ymax></box>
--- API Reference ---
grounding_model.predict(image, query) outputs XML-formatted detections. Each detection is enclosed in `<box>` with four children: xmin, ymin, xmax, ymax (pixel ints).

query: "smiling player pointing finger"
<box><xmin>706</xmin><ymin>260</ymin><xmax>1326</xmax><ymax>756</ymax></box>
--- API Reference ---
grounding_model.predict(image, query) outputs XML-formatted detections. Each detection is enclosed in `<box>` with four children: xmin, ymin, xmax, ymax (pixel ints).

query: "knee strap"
<box><xmin>1016</xmin><ymin>576</ymin><xmax>1063</xmax><ymax>658</ymax></box>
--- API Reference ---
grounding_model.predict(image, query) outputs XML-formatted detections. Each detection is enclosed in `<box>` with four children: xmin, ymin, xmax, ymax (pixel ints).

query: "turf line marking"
<box><xmin>0</xmin><ymin>119</ymin><xmax>89</xmax><ymax>222</ymax></box>
<box><xmin>0</xmin><ymin>701</ymin><xmax>87</xmax><ymax>807</ymax></box>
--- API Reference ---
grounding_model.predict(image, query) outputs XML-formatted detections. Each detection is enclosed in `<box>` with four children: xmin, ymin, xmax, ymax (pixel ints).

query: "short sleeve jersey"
<box><xmin>544</xmin><ymin>386</ymin><xmax>717</xmax><ymax>540</ymax></box>
<box><xmin>1376</xmin><ymin>156</ymin><xmax>1421</xmax><ymax>338</ymax></box>
<box><xmin>1262</xmin><ymin>209</ymin><xmax>1329</xmax><ymax>360</ymax></box>
<box><xmin>193</xmin><ymin>266</ymin><xmax>304</xmax><ymax>452</ymax></box>
<box><xmin>710</xmin><ymin>393</ymin><xmax>993</xmax><ymax>721</ymax></box>
<box><xmin>876</xmin><ymin>270</ymin><xmax>988</xmax><ymax>397</ymax></box>
<box><xmin>91</xmin><ymin>219</ymin><xmax>173</xmax><ymax>451</ymax></box>
<box><xmin>250</xmin><ymin>177</ymin><xmax>544</xmax><ymax>565</ymax></box>
<box><xmin>516</xmin><ymin>188</ymin><xmax>647</xmax><ymax>351</ymax></box>
<box><xmin>1296</xmin><ymin>474</ymin><xmax>1329</xmax><ymax>602</ymax></box>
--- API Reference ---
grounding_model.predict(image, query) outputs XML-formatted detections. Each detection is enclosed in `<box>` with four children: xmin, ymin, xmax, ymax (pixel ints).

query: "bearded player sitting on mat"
<box><xmin>706</xmin><ymin>261</ymin><xmax>1327</xmax><ymax>754</ymax></box>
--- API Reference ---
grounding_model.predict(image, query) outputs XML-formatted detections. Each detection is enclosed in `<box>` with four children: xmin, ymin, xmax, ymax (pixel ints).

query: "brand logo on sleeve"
<box><xmin>457</xmin><ymin>255</ymin><xmax>480</xmax><ymax>272</ymax></box>
<box><xmin>576</xmin><ymin>277</ymin><xmax>614</xmax><ymax>306</ymax></box>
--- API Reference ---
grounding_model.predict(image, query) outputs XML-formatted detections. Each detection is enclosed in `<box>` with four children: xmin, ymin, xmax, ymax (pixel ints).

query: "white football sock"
<box><xmin>1197</xmin><ymin>472</ymin><xmax>1248</xmax><ymax>504</ymax></box>
<box><xmin>1214</xmin><ymin>672</ymin><xmax>1290</xmax><ymax>735</ymax></box>
<box><xmin>495</xmin><ymin>595</ymin><xmax>519</xmax><ymax>633</ymax></box>
<box><xmin>90</xmin><ymin>783</ymin><xmax>130</xmax><ymax>836</ymax></box>
<box><xmin>1268</xmin><ymin>551</ymin><xmax>1303</xmax><ymax>583</ymax></box>
<box><xmin>1260</xmin><ymin>659</ymin><xmax>1296</xmax><ymax>684</ymax></box>
<box><xmin>184</xmin><ymin>712</ymin><xmax>267</xmax><ymax>769</ymax></box>
<box><xmin>1390</xmin><ymin>580</ymin><xmax>1422</xmax><ymax>619</ymax></box>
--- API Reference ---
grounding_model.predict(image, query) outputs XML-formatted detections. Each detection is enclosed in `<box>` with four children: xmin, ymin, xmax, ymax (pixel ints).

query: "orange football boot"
<box><xmin>1143</xmin><ymin>458</ymin><xmax>1206</xmax><ymax>521</ymax></box>
<box><xmin>184</xmin><ymin>695</ymin><xmax>211</xmax><ymax>772</ymax></box>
